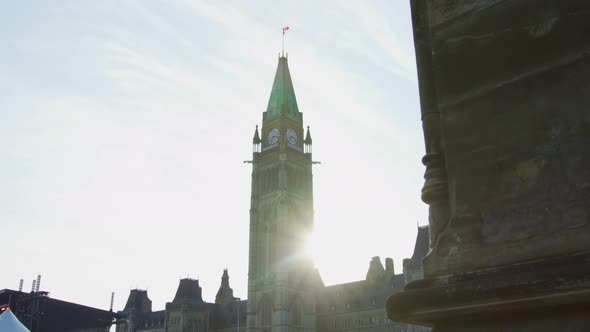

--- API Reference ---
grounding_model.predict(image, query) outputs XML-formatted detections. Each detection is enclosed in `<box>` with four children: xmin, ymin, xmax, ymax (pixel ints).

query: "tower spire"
<box><xmin>264</xmin><ymin>55</ymin><xmax>301</xmax><ymax>124</ymax></box>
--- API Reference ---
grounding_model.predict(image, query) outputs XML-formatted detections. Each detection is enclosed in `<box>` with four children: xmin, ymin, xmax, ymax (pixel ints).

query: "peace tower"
<box><xmin>246</xmin><ymin>55</ymin><xmax>321</xmax><ymax>332</ymax></box>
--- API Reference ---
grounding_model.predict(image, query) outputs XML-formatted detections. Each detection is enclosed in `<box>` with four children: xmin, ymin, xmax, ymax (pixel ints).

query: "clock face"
<box><xmin>268</xmin><ymin>128</ymin><xmax>280</xmax><ymax>145</ymax></box>
<box><xmin>286</xmin><ymin>128</ymin><xmax>297</xmax><ymax>146</ymax></box>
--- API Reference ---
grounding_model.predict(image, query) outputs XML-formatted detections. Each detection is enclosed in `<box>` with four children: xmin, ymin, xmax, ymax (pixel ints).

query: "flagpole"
<box><xmin>281</xmin><ymin>26</ymin><xmax>289</xmax><ymax>57</ymax></box>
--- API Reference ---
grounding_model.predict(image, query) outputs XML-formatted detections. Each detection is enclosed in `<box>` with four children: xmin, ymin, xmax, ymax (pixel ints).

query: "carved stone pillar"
<box><xmin>411</xmin><ymin>0</ymin><xmax>450</xmax><ymax>277</ymax></box>
<box><xmin>387</xmin><ymin>1</ymin><xmax>590</xmax><ymax>330</ymax></box>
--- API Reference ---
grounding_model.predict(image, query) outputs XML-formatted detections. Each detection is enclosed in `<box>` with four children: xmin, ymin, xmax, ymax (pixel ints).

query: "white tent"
<box><xmin>0</xmin><ymin>309</ymin><xmax>30</xmax><ymax>332</ymax></box>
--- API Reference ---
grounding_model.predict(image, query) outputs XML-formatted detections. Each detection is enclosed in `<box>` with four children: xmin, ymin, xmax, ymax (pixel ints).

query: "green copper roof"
<box><xmin>264</xmin><ymin>56</ymin><xmax>302</xmax><ymax>124</ymax></box>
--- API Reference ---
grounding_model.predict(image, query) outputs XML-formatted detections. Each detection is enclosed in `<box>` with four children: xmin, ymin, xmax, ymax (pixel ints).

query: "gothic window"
<box><xmin>269</xmin><ymin>169</ymin><xmax>273</xmax><ymax>191</ymax></box>
<box><xmin>290</xmin><ymin>299</ymin><xmax>302</xmax><ymax>326</ymax></box>
<box><xmin>269</xmin><ymin>224</ymin><xmax>277</xmax><ymax>265</ymax></box>
<box><xmin>269</xmin><ymin>169</ymin><xmax>274</xmax><ymax>192</ymax></box>
<box><xmin>262</xmin><ymin>224</ymin><xmax>269</xmax><ymax>271</ymax></box>
<box><xmin>259</xmin><ymin>296</ymin><xmax>273</xmax><ymax>327</ymax></box>
<box><xmin>344</xmin><ymin>319</ymin><xmax>352</xmax><ymax>328</ymax></box>
<box><xmin>264</xmin><ymin>170</ymin><xmax>269</xmax><ymax>193</ymax></box>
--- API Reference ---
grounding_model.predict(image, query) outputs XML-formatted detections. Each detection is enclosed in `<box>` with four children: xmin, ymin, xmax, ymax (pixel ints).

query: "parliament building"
<box><xmin>115</xmin><ymin>56</ymin><xmax>429</xmax><ymax>332</ymax></box>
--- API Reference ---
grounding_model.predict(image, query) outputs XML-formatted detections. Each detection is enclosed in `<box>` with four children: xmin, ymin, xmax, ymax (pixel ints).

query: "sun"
<box><xmin>304</xmin><ymin>232</ymin><xmax>320</xmax><ymax>265</ymax></box>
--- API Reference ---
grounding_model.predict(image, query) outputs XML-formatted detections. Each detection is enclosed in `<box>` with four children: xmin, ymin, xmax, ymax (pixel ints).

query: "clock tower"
<box><xmin>246</xmin><ymin>56</ymin><xmax>321</xmax><ymax>332</ymax></box>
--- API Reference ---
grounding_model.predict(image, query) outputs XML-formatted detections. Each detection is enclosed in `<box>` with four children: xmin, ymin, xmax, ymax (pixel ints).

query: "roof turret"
<box><xmin>253</xmin><ymin>125</ymin><xmax>261</xmax><ymax>144</ymax></box>
<box><xmin>304</xmin><ymin>126</ymin><xmax>312</xmax><ymax>144</ymax></box>
<box><xmin>215</xmin><ymin>269</ymin><xmax>236</xmax><ymax>305</ymax></box>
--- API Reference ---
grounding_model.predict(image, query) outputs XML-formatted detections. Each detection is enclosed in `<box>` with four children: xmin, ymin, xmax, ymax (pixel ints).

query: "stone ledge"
<box><xmin>386</xmin><ymin>251</ymin><xmax>590</xmax><ymax>327</ymax></box>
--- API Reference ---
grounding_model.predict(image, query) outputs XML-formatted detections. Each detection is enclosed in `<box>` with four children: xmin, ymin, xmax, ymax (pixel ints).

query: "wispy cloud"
<box><xmin>1</xmin><ymin>0</ymin><xmax>426</xmax><ymax>310</ymax></box>
<box><xmin>333</xmin><ymin>1</ymin><xmax>417</xmax><ymax>81</ymax></box>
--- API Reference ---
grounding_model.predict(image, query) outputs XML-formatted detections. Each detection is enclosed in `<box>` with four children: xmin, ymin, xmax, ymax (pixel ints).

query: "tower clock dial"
<box><xmin>268</xmin><ymin>128</ymin><xmax>280</xmax><ymax>145</ymax></box>
<box><xmin>286</xmin><ymin>128</ymin><xmax>297</xmax><ymax>146</ymax></box>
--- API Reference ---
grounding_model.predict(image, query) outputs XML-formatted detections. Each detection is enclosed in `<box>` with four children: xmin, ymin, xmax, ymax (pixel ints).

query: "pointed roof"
<box><xmin>304</xmin><ymin>126</ymin><xmax>312</xmax><ymax>144</ymax></box>
<box><xmin>253</xmin><ymin>125</ymin><xmax>261</xmax><ymax>144</ymax></box>
<box><xmin>172</xmin><ymin>278</ymin><xmax>203</xmax><ymax>305</ymax></box>
<box><xmin>215</xmin><ymin>269</ymin><xmax>235</xmax><ymax>305</ymax></box>
<box><xmin>264</xmin><ymin>56</ymin><xmax>301</xmax><ymax>124</ymax></box>
<box><xmin>406</xmin><ymin>226</ymin><xmax>430</xmax><ymax>268</ymax></box>
<box><xmin>123</xmin><ymin>289</ymin><xmax>152</xmax><ymax>313</ymax></box>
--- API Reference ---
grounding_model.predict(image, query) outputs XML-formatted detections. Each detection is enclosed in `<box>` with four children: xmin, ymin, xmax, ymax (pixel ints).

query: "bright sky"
<box><xmin>1</xmin><ymin>1</ymin><xmax>427</xmax><ymax>312</ymax></box>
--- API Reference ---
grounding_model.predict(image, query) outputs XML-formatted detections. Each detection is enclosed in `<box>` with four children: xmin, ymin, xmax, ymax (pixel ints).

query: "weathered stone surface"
<box><xmin>430</xmin><ymin>56</ymin><xmax>590</xmax><ymax>274</ymax></box>
<box><xmin>415</xmin><ymin>0</ymin><xmax>590</xmax><ymax>277</ymax></box>
<box><xmin>387</xmin><ymin>0</ymin><xmax>590</xmax><ymax>330</ymax></box>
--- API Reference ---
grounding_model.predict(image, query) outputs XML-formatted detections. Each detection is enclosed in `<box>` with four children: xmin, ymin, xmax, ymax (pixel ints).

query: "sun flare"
<box><xmin>304</xmin><ymin>232</ymin><xmax>320</xmax><ymax>265</ymax></box>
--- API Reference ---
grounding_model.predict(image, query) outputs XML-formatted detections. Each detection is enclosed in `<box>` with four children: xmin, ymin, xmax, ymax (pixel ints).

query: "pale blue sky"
<box><xmin>0</xmin><ymin>1</ymin><xmax>426</xmax><ymax>311</ymax></box>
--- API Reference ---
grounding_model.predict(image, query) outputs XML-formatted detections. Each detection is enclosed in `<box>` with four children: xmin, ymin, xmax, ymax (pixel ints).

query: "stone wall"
<box><xmin>387</xmin><ymin>1</ymin><xmax>590</xmax><ymax>331</ymax></box>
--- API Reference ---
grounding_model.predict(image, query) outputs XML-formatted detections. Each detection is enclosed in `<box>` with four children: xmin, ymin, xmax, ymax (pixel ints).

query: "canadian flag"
<box><xmin>283</xmin><ymin>26</ymin><xmax>289</xmax><ymax>35</ymax></box>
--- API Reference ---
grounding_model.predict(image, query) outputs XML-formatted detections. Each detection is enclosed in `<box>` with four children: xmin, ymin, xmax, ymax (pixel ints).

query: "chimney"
<box><xmin>366</xmin><ymin>256</ymin><xmax>385</xmax><ymax>282</ymax></box>
<box><xmin>402</xmin><ymin>258</ymin><xmax>411</xmax><ymax>275</ymax></box>
<box><xmin>31</xmin><ymin>280</ymin><xmax>36</xmax><ymax>293</ymax></box>
<box><xmin>385</xmin><ymin>257</ymin><xmax>395</xmax><ymax>278</ymax></box>
<box><xmin>110</xmin><ymin>292</ymin><xmax>115</xmax><ymax>312</ymax></box>
<box><xmin>18</xmin><ymin>279</ymin><xmax>23</xmax><ymax>292</ymax></box>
